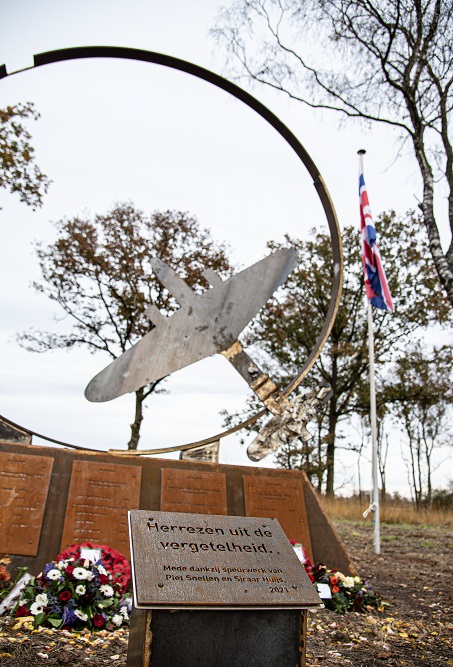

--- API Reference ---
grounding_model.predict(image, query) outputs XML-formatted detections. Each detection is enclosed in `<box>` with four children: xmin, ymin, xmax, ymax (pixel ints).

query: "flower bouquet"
<box><xmin>290</xmin><ymin>541</ymin><xmax>382</xmax><ymax>614</ymax></box>
<box><xmin>57</xmin><ymin>542</ymin><xmax>130</xmax><ymax>594</ymax></box>
<box><xmin>15</xmin><ymin>554</ymin><xmax>131</xmax><ymax>631</ymax></box>
<box><xmin>311</xmin><ymin>563</ymin><xmax>382</xmax><ymax>614</ymax></box>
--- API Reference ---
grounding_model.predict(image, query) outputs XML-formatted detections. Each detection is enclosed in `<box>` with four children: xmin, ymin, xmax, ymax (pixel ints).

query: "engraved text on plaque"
<box><xmin>243</xmin><ymin>475</ymin><xmax>312</xmax><ymax>560</ymax></box>
<box><xmin>60</xmin><ymin>461</ymin><xmax>142</xmax><ymax>559</ymax></box>
<box><xmin>161</xmin><ymin>468</ymin><xmax>227</xmax><ymax>515</ymax></box>
<box><xmin>129</xmin><ymin>510</ymin><xmax>322</xmax><ymax>609</ymax></box>
<box><xmin>0</xmin><ymin>452</ymin><xmax>54</xmax><ymax>556</ymax></box>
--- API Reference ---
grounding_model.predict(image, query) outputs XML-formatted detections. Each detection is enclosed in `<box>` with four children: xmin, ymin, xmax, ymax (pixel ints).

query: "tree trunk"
<box><xmin>325</xmin><ymin>394</ymin><xmax>338</xmax><ymax>497</ymax></box>
<box><xmin>412</xmin><ymin>131</ymin><xmax>453</xmax><ymax>306</ymax></box>
<box><xmin>325</xmin><ymin>351</ymin><xmax>339</xmax><ymax>497</ymax></box>
<box><xmin>128</xmin><ymin>387</ymin><xmax>145</xmax><ymax>450</ymax></box>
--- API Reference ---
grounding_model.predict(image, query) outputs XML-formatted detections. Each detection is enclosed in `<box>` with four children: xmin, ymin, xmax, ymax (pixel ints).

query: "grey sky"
<box><xmin>0</xmin><ymin>0</ymin><xmax>450</xmax><ymax>495</ymax></box>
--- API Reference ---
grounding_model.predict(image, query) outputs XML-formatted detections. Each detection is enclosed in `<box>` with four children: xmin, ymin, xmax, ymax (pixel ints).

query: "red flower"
<box><xmin>330</xmin><ymin>577</ymin><xmax>338</xmax><ymax>586</ymax></box>
<box><xmin>0</xmin><ymin>565</ymin><xmax>11</xmax><ymax>583</ymax></box>
<box><xmin>65</xmin><ymin>566</ymin><xmax>75</xmax><ymax>578</ymax></box>
<box><xmin>57</xmin><ymin>543</ymin><xmax>130</xmax><ymax>593</ymax></box>
<box><xmin>59</xmin><ymin>590</ymin><xmax>72</xmax><ymax>602</ymax></box>
<box><xmin>16</xmin><ymin>605</ymin><xmax>29</xmax><ymax>617</ymax></box>
<box><xmin>331</xmin><ymin>585</ymin><xmax>340</xmax><ymax>593</ymax></box>
<box><xmin>93</xmin><ymin>614</ymin><xmax>105</xmax><ymax>628</ymax></box>
<box><xmin>98</xmin><ymin>574</ymin><xmax>110</xmax><ymax>585</ymax></box>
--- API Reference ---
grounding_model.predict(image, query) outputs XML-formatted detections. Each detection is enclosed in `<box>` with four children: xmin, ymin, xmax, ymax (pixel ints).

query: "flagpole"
<box><xmin>358</xmin><ymin>149</ymin><xmax>381</xmax><ymax>556</ymax></box>
<box><xmin>367</xmin><ymin>298</ymin><xmax>380</xmax><ymax>555</ymax></box>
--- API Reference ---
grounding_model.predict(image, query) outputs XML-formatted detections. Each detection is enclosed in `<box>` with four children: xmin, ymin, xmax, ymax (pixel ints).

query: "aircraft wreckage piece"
<box><xmin>247</xmin><ymin>386</ymin><xmax>332</xmax><ymax>462</ymax></box>
<box><xmin>85</xmin><ymin>248</ymin><xmax>298</xmax><ymax>412</ymax></box>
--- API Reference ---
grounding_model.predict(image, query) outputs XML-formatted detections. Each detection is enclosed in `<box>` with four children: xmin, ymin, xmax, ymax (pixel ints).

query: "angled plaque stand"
<box><xmin>126</xmin><ymin>511</ymin><xmax>321</xmax><ymax>666</ymax></box>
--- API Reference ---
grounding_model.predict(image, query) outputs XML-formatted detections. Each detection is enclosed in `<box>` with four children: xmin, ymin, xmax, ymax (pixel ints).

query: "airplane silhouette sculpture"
<box><xmin>85</xmin><ymin>248</ymin><xmax>298</xmax><ymax>414</ymax></box>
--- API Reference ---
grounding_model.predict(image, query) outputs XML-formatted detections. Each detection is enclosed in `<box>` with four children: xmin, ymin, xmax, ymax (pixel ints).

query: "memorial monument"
<box><xmin>1</xmin><ymin>47</ymin><xmax>346</xmax><ymax>665</ymax></box>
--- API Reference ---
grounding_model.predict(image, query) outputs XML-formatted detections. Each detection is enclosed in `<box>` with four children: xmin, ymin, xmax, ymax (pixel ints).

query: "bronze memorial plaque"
<box><xmin>0</xmin><ymin>452</ymin><xmax>54</xmax><ymax>556</ymax></box>
<box><xmin>61</xmin><ymin>461</ymin><xmax>142</xmax><ymax>559</ymax></box>
<box><xmin>160</xmin><ymin>468</ymin><xmax>227</xmax><ymax>515</ymax></box>
<box><xmin>129</xmin><ymin>510</ymin><xmax>321</xmax><ymax>609</ymax></box>
<box><xmin>243</xmin><ymin>475</ymin><xmax>313</xmax><ymax>559</ymax></box>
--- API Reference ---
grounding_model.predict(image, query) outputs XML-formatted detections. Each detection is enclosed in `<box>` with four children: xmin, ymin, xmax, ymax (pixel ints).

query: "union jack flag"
<box><xmin>359</xmin><ymin>166</ymin><xmax>394</xmax><ymax>312</ymax></box>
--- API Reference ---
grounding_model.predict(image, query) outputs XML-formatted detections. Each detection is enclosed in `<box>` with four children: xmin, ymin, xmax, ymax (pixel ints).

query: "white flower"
<box><xmin>57</xmin><ymin>561</ymin><xmax>64</xmax><ymax>570</ymax></box>
<box><xmin>46</xmin><ymin>569</ymin><xmax>62</xmax><ymax>581</ymax></box>
<box><xmin>30</xmin><ymin>602</ymin><xmax>44</xmax><ymax>616</ymax></box>
<box><xmin>112</xmin><ymin>614</ymin><xmax>123</xmax><ymax>627</ymax></box>
<box><xmin>97</xmin><ymin>564</ymin><xmax>108</xmax><ymax>576</ymax></box>
<box><xmin>75</xmin><ymin>585</ymin><xmax>86</xmax><ymax>595</ymax></box>
<box><xmin>35</xmin><ymin>593</ymin><xmax>48</xmax><ymax>606</ymax></box>
<box><xmin>99</xmin><ymin>584</ymin><xmax>114</xmax><ymax>597</ymax></box>
<box><xmin>83</xmin><ymin>559</ymin><xmax>90</xmax><ymax>568</ymax></box>
<box><xmin>354</xmin><ymin>576</ymin><xmax>362</xmax><ymax>584</ymax></box>
<box><xmin>74</xmin><ymin>609</ymin><xmax>88</xmax><ymax>622</ymax></box>
<box><xmin>343</xmin><ymin>576</ymin><xmax>355</xmax><ymax>588</ymax></box>
<box><xmin>120</xmin><ymin>606</ymin><xmax>129</xmax><ymax>620</ymax></box>
<box><xmin>73</xmin><ymin>567</ymin><xmax>90</xmax><ymax>580</ymax></box>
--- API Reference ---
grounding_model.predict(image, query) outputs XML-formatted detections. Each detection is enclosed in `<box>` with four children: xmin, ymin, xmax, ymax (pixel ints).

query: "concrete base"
<box><xmin>127</xmin><ymin>607</ymin><xmax>307</xmax><ymax>667</ymax></box>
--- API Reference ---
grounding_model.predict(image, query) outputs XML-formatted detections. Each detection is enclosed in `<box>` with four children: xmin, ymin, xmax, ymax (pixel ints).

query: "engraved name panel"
<box><xmin>60</xmin><ymin>461</ymin><xmax>142</xmax><ymax>559</ymax></box>
<box><xmin>161</xmin><ymin>468</ymin><xmax>227</xmax><ymax>515</ymax></box>
<box><xmin>0</xmin><ymin>452</ymin><xmax>54</xmax><ymax>556</ymax></box>
<box><xmin>243</xmin><ymin>475</ymin><xmax>313</xmax><ymax>560</ymax></box>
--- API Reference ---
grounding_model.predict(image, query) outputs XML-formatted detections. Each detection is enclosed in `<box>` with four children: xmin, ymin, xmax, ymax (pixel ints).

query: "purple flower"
<box><xmin>62</xmin><ymin>603</ymin><xmax>78</xmax><ymax>627</ymax></box>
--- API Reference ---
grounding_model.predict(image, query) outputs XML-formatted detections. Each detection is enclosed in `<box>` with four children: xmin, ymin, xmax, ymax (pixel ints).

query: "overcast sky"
<box><xmin>0</xmin><ymin>0</ymin><xmax>451</xmax><ymax>496</ymax></box>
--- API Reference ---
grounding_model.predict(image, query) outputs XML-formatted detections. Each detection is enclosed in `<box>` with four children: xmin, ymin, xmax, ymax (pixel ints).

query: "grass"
<box><xmin>319</xmin><ymin>495</ymin><xmax>453</xmax><ymax>527</ymax></box>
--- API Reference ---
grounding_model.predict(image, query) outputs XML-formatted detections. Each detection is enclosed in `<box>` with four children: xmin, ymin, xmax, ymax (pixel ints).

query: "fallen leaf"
<box><xmin>377</xmin><ymin>651</ymin><xmax>392</xmax><ymax>659</ymax></box>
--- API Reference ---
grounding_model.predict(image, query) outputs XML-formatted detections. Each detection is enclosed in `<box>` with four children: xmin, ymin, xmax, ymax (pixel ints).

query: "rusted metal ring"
<box><xmin>1</xmin><ymin>47</ymin><xmax>343</xmax><ymax>453</ymax></box>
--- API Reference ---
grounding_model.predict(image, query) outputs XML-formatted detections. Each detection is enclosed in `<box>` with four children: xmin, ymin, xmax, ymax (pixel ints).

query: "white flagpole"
<box><xmin>367</xmin><ymin>299</ymin><xmax>380</xmax><ymax>555</ymax></box>
<box><xmin>358</xmin><ymin>149</ymin><xmax>381</xmax><ymax>556</ymax></box>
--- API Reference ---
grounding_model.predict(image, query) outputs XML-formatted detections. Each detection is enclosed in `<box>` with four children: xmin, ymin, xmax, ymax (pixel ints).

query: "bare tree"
<box><xmin>223</xmin><ymin>211</ymin><xmax>451</xmax><ymax>495</ymax></box>
<box><xmin>385</xmin><ymin>342</ymin><xmax>453</xmax><ymax>507</ymax></box>
<box><xmin>213</xmin><ymin>0</ymin><xmax>453</xmax><ymax>305</ymax></box>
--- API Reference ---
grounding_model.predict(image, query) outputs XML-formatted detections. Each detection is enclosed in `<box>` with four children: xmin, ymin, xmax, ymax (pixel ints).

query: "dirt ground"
<box><xmin>306</xmin><ymin>520</ymin><xmax>453</xmax><ymax>666</ymax></box>
<box><xmin>0</xmin><ymin>519</ymin><xmax>451</xmax><ymax>666</ymax></box>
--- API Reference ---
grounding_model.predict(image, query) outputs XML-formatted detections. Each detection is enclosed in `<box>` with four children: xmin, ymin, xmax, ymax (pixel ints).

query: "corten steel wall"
<box><xmin>0</xmin><ymin>441</ymin><xmax>356</xmax><ymax>576</ymax></box>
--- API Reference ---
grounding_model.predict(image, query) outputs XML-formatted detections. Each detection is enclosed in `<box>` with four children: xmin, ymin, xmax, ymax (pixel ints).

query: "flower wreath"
<box><xmin>57</xmin><ymin>543</ymin><xmax>130</xmax><ymax>594</ymax></box>
<box><xmin>14</xmin><ymin>544</ymin><xmax>132</xmax><ymax>631</ymax></box>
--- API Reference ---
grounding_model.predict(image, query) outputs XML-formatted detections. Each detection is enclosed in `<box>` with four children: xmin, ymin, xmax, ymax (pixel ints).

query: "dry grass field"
<box><xmin>1</xmin><ymin>501</ymin><xmax>452</xmax><ymax>666</ymax></box>
<box><xmin>321</xmin><ymin>495</ymin><xmax>453</xmax><ymax>528</ymax></box>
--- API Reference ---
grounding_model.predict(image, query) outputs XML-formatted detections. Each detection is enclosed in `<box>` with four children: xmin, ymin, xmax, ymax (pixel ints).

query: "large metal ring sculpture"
<box><xmin>1</xmin><ymin>46</ymin><xmax>343</xmax><ymax>454</ymax></box>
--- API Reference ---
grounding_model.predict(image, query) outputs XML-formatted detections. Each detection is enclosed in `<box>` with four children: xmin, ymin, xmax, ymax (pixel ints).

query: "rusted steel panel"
<box><xmin>60</xmin><ymin>460</ymin><xmax>142</xmax><ymax>559</ymax></box>
<box><xmin>129</xmin><ymin>609</ymin><xmax>307</xmax><ymax>667</ymax></box>
<box><xmin>160</xmin><ymin>468</ymin><xmax>227</xmax><ymax>515</ymax></box>
<box><xmin>0</xmin><ymin>452</ymin><xmax>53</xmax><ymax>556</ymax></box>
<box><xmin>0</xmin><ymin>442</ymin><xmax>356</xmax><ymax>578</ymax></box>
<box><xmin>302</xmin><ymin>476</ymin><xmax>358</xmax><ymax>576</ymax></box>
<box><xmin>243</xmin><ymin>474</ymin><xmax>313</xmax><ymax>562</ymax></box>
<box><xmin>129</xmin><ymin>510</ymin><xmax>321</xmax><ymax>610</ymax></box>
